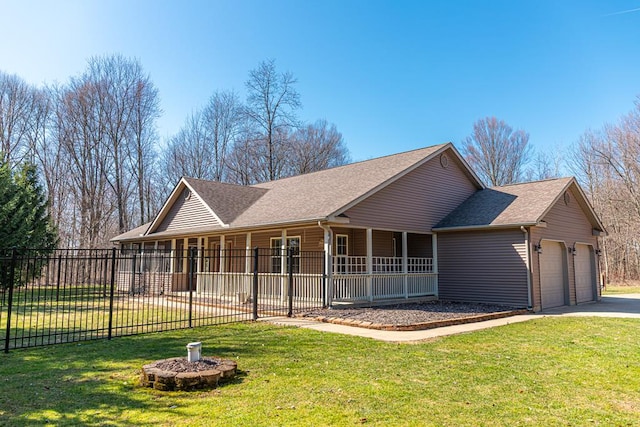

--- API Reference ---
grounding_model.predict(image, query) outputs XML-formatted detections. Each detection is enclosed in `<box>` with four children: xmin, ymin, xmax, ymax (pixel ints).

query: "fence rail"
<box><xmin>0</xmin><ymin>247</ymin><xmax>325</xmax><ymax>352</ymax></box>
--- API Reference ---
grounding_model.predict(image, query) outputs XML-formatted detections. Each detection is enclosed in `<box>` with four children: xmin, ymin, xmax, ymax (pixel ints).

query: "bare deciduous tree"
<box><xmin>287</xmin><ymin>119</ymin><xmax>350</xmax><ymax>175</ymax></box>
<box><xmin>244</xmin><ymin>59</ymin><xmax>301</xmax><ymax>181</ymax></box>
<box><xmin>0</xmin><ymin>71</ymin><xmax>41</xmax><ymax>166</ymax></box>
<box><xmin>461</xmin><ymin>117</ymin><xmax>531</xmax><ymax>186</ymax></box>
<box><xmin>202</xmin><ymin>90</ymin><xmax>241</xmax><ymax>181</ymax></box>
<box><xmin>569</xmin><ymin>96</ymin><xmax>640</xmax><ymax>282</ymax></box>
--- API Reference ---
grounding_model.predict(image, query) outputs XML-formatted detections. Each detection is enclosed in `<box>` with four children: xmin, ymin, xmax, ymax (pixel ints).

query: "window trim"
<box><xmin>270</xmin><ymin>236</ymin><xmax>301</xmax><ymax>273</ymax></box>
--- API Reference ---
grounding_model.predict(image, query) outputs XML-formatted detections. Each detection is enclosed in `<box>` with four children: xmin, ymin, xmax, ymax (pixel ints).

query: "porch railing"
<box><xmin>333</xmin><ymin>256</ymin><xmax>433</xmax><ymax>274</ymax></box>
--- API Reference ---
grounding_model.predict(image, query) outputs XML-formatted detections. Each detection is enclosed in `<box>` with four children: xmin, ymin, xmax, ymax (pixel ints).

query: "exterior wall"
<box><xmin>530</xmin><ymin>186</ymin><xmax>600</xmax><ymax>311</ymax></box>
<box><xmin>343</xmin><ymin>148</ymin><xmax>479</xmax><ymax>232</ymax></box>
<box><xmin>155</xmin><ymin>188</ymin><xmax>221</xmax><ymax>233</ymax></box>
<box><xmin>438</xmin><ymin>229</ymin><xmax>529</xmax><ymax>307</ymax></box>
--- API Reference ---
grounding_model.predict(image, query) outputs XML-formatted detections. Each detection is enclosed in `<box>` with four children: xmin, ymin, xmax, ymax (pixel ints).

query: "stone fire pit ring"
<box><xmin>141</xmin><ymin>356</ymin><xmax>238</xmax><ymax>391</ymax></box>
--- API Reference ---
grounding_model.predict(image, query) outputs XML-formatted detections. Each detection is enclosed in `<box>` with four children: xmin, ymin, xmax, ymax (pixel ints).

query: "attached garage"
<box><xmin>539</xmin><ymin>240</ymin><xmax>567</xmax><ymax>309</ymax></box>
<box><xmin>434</xmin><ymin>177</ymin><xmax>605</xmax><ymax>312</ymax></box>
<box><xmin>574</xmin><ymin>243</ymin><xmax>595</xmax><ymax>303</ymax></box>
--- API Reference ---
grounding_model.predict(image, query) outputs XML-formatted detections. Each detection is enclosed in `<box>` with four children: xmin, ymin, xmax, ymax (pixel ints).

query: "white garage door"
<box><xmin>540</xmin><ymin>241</ymin><xmax>566</xmax><ymax>309</ymax></box>
<box><xmin>575</xmin><ymin>244</ymin><xmax>594</xmax><ymax>303</ymax></box>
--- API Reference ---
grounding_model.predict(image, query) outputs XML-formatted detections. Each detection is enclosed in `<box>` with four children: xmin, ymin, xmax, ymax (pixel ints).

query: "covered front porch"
<box><xmin>117</xmin><ymin>225</ymin><xmax>438</xmax><ymax>305</ymax></box>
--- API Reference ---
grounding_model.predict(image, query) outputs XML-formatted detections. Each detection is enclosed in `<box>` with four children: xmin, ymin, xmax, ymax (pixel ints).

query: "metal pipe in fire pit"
<box><xmin>187</xmin><ymin>342</ymin><xmax>202</xmax><ymax>362</ymax></box>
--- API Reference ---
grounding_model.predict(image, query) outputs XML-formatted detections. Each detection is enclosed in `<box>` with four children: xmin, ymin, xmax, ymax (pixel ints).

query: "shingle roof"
<box><xmin>183</xmin><ymin>178</ymin><xmax>268</xmax><ymax>225</ymax></box>
<box><xmin>231</xmin><ymin>143</ymin><xmax>454</xmax><ymax>227</ymax></box>
<box><xmin>112</xmin><ymin>222</ymin><xmax>151</xmax><ymax>241</ymax></box>
<box><xmin>434</xmin><ymin>177</ymin><xmax>576</xmax><ymax>229</ymax></box>
<box><xmin>434</xmin><ymin>178</ymin><xmax>601</xmax><ymax>230</ymax></box>
<box><xmin>112</xmin><ymin>142</ymin><xmax>484</xmax><ymax>242</ymax></box>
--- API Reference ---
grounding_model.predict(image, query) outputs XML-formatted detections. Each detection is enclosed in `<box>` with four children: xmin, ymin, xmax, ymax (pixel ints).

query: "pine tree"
<box><xmin>0</xmin><ymin>158</ymin><xmax>57</xmax><ymax>289</ymax></box>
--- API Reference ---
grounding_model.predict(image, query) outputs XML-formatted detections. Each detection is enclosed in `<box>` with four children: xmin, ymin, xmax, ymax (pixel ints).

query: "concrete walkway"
<box><xmin>262</xmin><ymin>294</ymin><xmax>640</xmax><ymax>343</ymax></box>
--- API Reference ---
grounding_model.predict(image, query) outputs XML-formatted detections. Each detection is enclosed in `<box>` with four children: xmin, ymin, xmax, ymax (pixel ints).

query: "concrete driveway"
<box><xmin>539</xmin><ymin>293</ymin><xmax>640</xmax><ymax>318</ymax></box>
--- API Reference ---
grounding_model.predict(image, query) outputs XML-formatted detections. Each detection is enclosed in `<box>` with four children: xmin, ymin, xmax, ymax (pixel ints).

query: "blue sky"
<box><xmin>1</xmin><ymin>0</ymin><xmax>639</xmax><ymax>162</ymax></box>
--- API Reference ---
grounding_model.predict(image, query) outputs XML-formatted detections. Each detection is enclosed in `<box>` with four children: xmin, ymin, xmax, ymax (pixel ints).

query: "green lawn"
<box><xmin>603</xmin><ymin>284</ymin><xmax>640</xmax><ymax>295</ymax></box>
<box><xmin>1</xmin><ymin>318</ymin><xmax>639</xmax><ymax>426</ymax></box>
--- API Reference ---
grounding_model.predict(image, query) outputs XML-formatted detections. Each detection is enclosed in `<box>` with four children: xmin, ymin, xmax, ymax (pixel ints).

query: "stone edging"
<box><xmin>296</xmin><ymin>309</ymin><xmax>530</xmax><ymax>331</ymax></box>
<box><xmin>140</xmin><ymin>357</ymin><xmax>237</xmax><ymax>391</ymax></box>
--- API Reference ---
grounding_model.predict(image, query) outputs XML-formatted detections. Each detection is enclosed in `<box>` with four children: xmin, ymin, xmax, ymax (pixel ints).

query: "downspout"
<box><xmin>318</xmin><ymin>221</ymin><xmax>333</xmax><ymax>307</ymax></box>
<box><xmin>521</xmin><ymin>226</ymin><xmax>533</xmax><ymax>310</ymax></box>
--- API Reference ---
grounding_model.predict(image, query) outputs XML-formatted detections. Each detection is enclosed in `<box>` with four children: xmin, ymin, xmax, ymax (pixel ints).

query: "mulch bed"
<box><xmin>300</xmin><ymin>300</ymin><xmax>529</xmax><ymax>331</ymax></box>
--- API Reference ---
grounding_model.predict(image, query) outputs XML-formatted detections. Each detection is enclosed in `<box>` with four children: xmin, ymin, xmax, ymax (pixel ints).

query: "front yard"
<box><xmin>1</xmin><ymin>317</ymin><xmax>639</xmax><ymax>426</ymax></box>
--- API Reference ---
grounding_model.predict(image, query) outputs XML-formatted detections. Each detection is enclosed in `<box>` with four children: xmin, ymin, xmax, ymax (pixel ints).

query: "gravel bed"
<box><xmin>302</xmin><ymin>301</ymin><xmax>519</xmax><ymax>326</ymax></box>
<box><xmin>153</xmin><ymin>357</ymin><xmax>221</xmax><ymax>373</ymax></box>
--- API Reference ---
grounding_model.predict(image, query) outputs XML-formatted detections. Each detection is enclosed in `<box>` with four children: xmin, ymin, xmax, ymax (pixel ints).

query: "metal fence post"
<box><xmin>55</xmin><ymin>253</ymin><xmax>62</xmax><ymax>303</ymax></box>
<box><xmin>288</xmin><ymin>247</ymin><xmax>294</xmax><ymax>317</ymax></box>
<box><xmin>252</xmin><ymin>247</ymin><xmax>259</xmax><ymax>320</ymax></box>
<box><xmin>108</xmin><ymin>248</ymin><xmax>116</xmax><ymax>340</ymax></box>
<box><xmin>4</xmin><ymin>248</ymin><xmax>17</xmax><ymax>353</ymax></box>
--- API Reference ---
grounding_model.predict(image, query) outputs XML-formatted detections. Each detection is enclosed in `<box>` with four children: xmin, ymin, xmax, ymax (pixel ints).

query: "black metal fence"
<box><xmin>0</xmin><ymin>247</ymin><xmax>325</xmax><ymax>352</ymax></box>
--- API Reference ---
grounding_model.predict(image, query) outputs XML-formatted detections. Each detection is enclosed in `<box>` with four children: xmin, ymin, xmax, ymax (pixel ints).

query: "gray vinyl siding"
<box><xmin>155</xmin><ymin>188</ymin><xmax>220</xmax><ymax>233</ymax></box>
<box><xmin>530</xmin><ymin>185</ymin><xmax>600</xmax><ymax>310</ymax></box>
<box><xmin>438</xmin><ymin>229</ymin><xmax>529</xmax><ymax>307</ymax></box>
<box><xmin>343</xmin><ymin>148</ymin><xmax>479</xmax><ymax>232</ymax></box>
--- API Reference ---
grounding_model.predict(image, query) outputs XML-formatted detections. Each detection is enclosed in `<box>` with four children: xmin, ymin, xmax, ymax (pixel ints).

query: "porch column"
<box><xmin>366</xmin><ymin>228</ymin><xmax>373</xmax><ymax>302</ymax></box>
<box><xmin>169</xmin><ymin>239</ymin><xmax>176</xmax><ymax>273</ymax></box>
<box><xmin>432</xmin><ymin>233</ymin><xmax>438</xmax><ymax>297</ymax></box>
<box><xmin>203</xmin><ymin>236</ymin><xmax>209</xmax><ymax>272</ymax></box>
<box><xmin>195</xmin><ymin>238</ymin><xmax>203</xmax><ymax>294</ymax></box>
<box><xmin>245</xmin><ymin>232</ymin><xmax>252</xmax><ymax>274</ymax></box>
<box><xmin>281</xmin><ymin>229</ymin><xmax>287</xmax><ymax>302</ymax></box>
<box><xmin>402</xmin><ymin>232</ymin><xmax>408</xmax><ymax>299</ymax></box>
<box><xmin>182</xmin><ymin>237</ymin><xmax>188</xmax><ymax>274</ymax></box>
<box><xmin>219</xmin><ymin>235</ymin><xmax>226</xmax><ymax>273</ymax></box>
<box><xmin>323</xmin><ymin>227</ymin><xmax>333</xmax><ymax>306</ymax></box>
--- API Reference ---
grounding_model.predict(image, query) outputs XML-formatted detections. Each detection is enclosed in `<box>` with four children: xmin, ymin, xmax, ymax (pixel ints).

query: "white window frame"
<box><xmin>335</xmin><ymin>234</ymin><xmax>349</xmax><ymax>273</ymax></box>
<box><xmin>270</xmin><ymin>236</ymin><xmax>301</xmax><ymax>273</ymax></box>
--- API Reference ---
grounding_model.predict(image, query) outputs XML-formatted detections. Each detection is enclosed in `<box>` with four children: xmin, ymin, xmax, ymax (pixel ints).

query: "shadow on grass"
<box><xmin>0</xmin><ymin>322</ymin><xmax>291</xmax><ymax>426</ymax></box>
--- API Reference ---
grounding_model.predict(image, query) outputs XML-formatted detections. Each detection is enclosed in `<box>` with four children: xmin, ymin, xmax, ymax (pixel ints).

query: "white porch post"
<box><xmin>195</xmin><ymin>237</ymin><xmax>203</xmax><ymax>294</ymax></box>
<box><xmin>323</xmin><ymin>227</ymin><xmax>333</xmax><ymax>306</ymax></box>
<box><xmin>203</xmin><ymin>236</ymin><xmax>209</xmax><ymax>272</ymax></box>
<box><xmin>366</xmin><ymin>228</ymin><xmax>373</xmax><ymax>302</ymax></box>
<box><xmin>402</xmin><ymin>232</ymin><xmax>408</xmax><ymax>299</ymax></box>
<box><xmin>219</xmin><ymin>235</ymin><xmax>226</xmax><ymax>273</ymax></box>
<box><xmin>245</xmin><ymin>233</ymin><xmax>252</xmax><ymax>297</ymax></box>
<box><xmin>432</xmin><ymin>233</ymin><xmax>438</xmax><ymax>297</ymax></box>
<box><xmin>281</xmin><ymin>229</ymin><xmax>287</xmax><ymax>302</ymax></box>
<box><xmin>182</xmin><ymin>237</ymin><xmax>189</xmax><ymax>274</ymax></box>
<box><xmin>170</xmin><ymin>239</ymin><xmax>176</xmax><ymax>274</ymax></box>
<box><xmin>245</xmin><ymin>232</ymin><xmax>252</xmax><ymax>274</ymax></box>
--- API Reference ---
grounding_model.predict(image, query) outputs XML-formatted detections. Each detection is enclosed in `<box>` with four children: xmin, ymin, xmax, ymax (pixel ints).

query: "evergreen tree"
<box><xmin>0</xmin><ymin>158</ymin><xmax>57</xmax><ymax>289</ymax></box>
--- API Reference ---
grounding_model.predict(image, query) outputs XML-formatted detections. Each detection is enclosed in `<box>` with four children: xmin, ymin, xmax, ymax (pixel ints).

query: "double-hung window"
<box><xmin>335</xmin><ymin>234</ymin><xmax>348</xmax><ymax>273</ymax></box>
<box><xmin>270</xmin><ymin>237</ymin><xmax>301</xmax><ymax>273</ymax></box>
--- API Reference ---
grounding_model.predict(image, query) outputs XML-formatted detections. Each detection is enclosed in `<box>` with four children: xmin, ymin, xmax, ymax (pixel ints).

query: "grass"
<box><xmin>1</xmin><ymin>317</ymin><xmax>639</xmax><ymax>426</ymax></box>
<box><xmin>603</xmin><ymin>282</ymin><xmax>640</xmax><ymax>295</ymax></box>
<box><xmin>0</xmin><ymin>285</ymin><xmax>252</xmax><ymax>349</ymax></box>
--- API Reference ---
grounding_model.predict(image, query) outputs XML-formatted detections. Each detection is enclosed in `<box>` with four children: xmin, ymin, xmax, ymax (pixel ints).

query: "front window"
<box><xmin>270</xmin><ymin>237</ymin><xmax>300</xmax><ymax>273</ymax></box>
<box><xmin>335</xmin><ymin>234</ymin><xmax>348</xmax><ymax>273</ymax></box>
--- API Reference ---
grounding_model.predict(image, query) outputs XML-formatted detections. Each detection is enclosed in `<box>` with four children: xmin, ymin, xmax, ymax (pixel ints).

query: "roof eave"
<box><xmin>433</xmin><ymin>222</ymin><xmax>538</xmax><ymax>232</ymax></box>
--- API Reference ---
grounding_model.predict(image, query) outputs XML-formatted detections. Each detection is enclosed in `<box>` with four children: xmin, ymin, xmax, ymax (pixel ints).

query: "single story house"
<box><xmin>112</xmin><ymin>142</ymin><xmax>605</xmax><ymax>311</ymax></box>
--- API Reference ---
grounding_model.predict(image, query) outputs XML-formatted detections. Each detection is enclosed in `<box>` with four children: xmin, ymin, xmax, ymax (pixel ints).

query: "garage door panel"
<box><xmin>575</xmin><ymin>244</ymin><xmax>594</xmax><ymax>303</ymax></box>
<box><xmin>540</xmin><ymin>241</ymin><xmax>566</xmax><ymax>309</ymax></box>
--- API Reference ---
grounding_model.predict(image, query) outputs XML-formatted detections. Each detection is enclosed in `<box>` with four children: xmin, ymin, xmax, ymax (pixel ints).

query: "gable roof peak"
<box><xmin>494</xmin><ymin>176</ymin><xmax>572</xmax><ymax>189</ymax></box>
